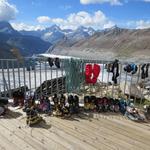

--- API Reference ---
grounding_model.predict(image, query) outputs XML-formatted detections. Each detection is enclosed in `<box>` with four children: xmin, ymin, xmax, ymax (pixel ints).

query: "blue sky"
<box><xmin>0</xmin><ymin>0</ymin><xmax>150</xmax><ymax>30</ymax></box>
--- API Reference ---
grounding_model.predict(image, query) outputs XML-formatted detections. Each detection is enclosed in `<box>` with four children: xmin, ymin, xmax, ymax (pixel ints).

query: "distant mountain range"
<box><xmin>0</xmin><ymin>21</ymin><xmax>52</xmax><ymax>59</ymax></box>
<box><xmin>47</xmin><ymin>26</ymin><xmax>150</xmax><ymax>61</ymax></box>
<box><xmin>21</xmin><ymin>25</ymin><xmax>96</xmax><ymax>45</ymax></box>
<box><xmin>0</xmin><ymin>21</ymin><xmax>150</xmax><ymax>61</ymax></box>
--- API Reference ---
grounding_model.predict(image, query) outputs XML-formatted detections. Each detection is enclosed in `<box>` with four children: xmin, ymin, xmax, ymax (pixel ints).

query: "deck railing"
<box><xmin>0</xmin><ymin>58</ymin><xmax>149</xmax><ymax>106</ymax></box>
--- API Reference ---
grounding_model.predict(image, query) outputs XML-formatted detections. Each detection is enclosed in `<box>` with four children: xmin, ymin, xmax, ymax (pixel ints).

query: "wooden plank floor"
<box><xmin>0</xmin><ymin>107</ymin><xmax>150</xmax><ymax>150</ymax></box>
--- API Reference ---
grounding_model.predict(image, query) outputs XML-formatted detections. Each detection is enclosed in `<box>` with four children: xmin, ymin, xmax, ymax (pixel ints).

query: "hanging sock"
<box><xmin>48</xmin><ymin>58</ymin><xmax>54</xmax><ymax>67</ymax></box>
<box><xmin>55</xmin><ymin>58</ymin><xmax>60</xmax><ymax>68</ymax></box>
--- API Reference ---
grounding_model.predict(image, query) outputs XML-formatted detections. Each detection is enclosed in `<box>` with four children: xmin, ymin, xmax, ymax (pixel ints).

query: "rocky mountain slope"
<box><xmin>48</xmin><ymin>26</ymin><xmax>150</xmax><ymax>61</ymax></box>
<box><xmin>1</xmin><ymin>21</ymin><xmax>150</xmax><ymax>61</ymax></box>
<box><xmin>0</xmin><ymin>21</ymin><xmax>52</xmax><ymax>59</ymax></box>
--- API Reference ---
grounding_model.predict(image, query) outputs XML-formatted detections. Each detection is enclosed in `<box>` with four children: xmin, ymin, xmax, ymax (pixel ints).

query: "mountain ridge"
<box><xmin>0</xmin><ymin>21</ymin><xmax>52</xmax><ymax>59</ymax></box>
<box><xmin>47</xmin><ymin>26</ymin><xmax>150</xmax><ymax>61</ymax></box>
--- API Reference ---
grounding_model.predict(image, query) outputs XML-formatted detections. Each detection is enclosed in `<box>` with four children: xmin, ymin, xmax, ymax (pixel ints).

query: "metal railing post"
<box><xmin>45</xmin><ymin>60</ymin><xmax>48</xmax><ymax>96</ymax></box>
<box><xmin>6</xmin><ymin>60</ymin><xmax>11</xmax><ymax>97</ymax></box>
<box><xmin>12</xmin><ymin>60</ymin><xmax>16</xmax><ymax>89</ymax></box>
<box><xmin>33</xmin><ymin>60</ymin><xmax>37</xmax><ymax>98</ymax></box>
<box><xmin>101</xmin><ymin>62</ymin><xmax>104</xmax><ymax>97</ymax></box>
<box><xmin>1</xmin><ymin>60</ymin><xmax>7</xmax><ymax>97</ymax></box>
<box><xmin>39</xmin><ymin>60</ymin><xmax>42</xmax><ymax>98</ymax></box>
<box><xmin>23</xmin><ymin>59</ymin><xmax>26</xmax><ymax>96</ymax></box>
<box><xmin>17</xmin><ymin>61</ymin><xmax>21</xmax><ymax>89</ymax></box>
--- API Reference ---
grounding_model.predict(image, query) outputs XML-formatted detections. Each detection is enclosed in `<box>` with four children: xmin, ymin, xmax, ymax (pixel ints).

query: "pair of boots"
<box><xmin>26</xmin><ymin>107</ymin><xmax>44</xmax><ymax>126</ymax></box>
<box><xmin>68</xmin><ymin>95</ymin><xmax>79</xmax><ymax>114</ymax></box>
<box><xmin>85</xmin><ymin>64</ymin><xmax>100</xmax><ymax>84</ymax></box>
<box><xmin>84</xmin><ymin>96</ymin><xmax>97</xmax><ymax>111</ymax></box>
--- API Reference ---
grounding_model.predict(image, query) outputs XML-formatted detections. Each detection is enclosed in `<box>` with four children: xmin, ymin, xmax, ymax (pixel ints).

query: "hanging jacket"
<box><xmin>85</xmin><ymin>64</ymin><xmax>100</xmax><ymax>84</ymax></box>
<box><xmin>111</xmin><ymin>59</ymin><xmax>119</xmax><ymax>84</ymax></box>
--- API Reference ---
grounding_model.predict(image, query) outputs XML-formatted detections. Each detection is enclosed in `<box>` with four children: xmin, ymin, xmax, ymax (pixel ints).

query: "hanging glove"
<box><xmin>48</xmin><ymin>58</ymin><xmax>54</xmax><ymax>67</ymax></box>
<box><xmin>55</xmin><ymin>58</ymin><xmax>60</xmax><ymax>68</ymax></box>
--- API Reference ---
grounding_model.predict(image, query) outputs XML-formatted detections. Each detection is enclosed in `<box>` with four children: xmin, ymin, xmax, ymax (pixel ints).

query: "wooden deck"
<box><xmin>0</xmin><ymin>107</ymin><xmax>150</xmax><ymax>150</ymax></box>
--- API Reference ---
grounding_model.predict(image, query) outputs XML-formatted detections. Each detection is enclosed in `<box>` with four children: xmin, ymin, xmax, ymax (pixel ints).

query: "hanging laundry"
<box><xmin>85</xmin><ymin>64</ymin><xmax>93</xmax><ymax>83</ymax></box>
<box><xmin>85</xmin><ymin>64</ymin><xmax>100</xmax><ymax>84</ymax></box>
<box><xmin>48</xmin><ymin>58</ymin><xmax>54</xmax><ymax>67</ymax></box>
<box><xmin>64</xmin><ymin>58</ymin><xmax>84</xmax><ymax>93</ymax></box>
<box><xmin>111</xmin><ymin>59</ymin><xmax>119</xmax><ymax>84</ymax></box>
<box><xmin>145</xmin><ymin>64</ymin><xmax>149</xmax><ymax>78</ymax></box>
<box><xmin>124</xmin><ymin>64</ymin><xmax>138</xmax><ymax>74</ymax></box>
<box><xmin>55</xmin><ymin>58</ymin><xmax>60</xmax><ymax>68</ymax></box>
<box><xmin>48</xmin><ymin>57</ymin><xmax>61</xmax><ymax>68</ymax></box>
<box><xmin>105</xmin><ymin>63</ymin><xmax>113</xmax><ymax>72</ymax></box>
<box><xmin>141</xmin><ymin>64</ymin><xmax>149</xmax><ymax>79</ymax></box>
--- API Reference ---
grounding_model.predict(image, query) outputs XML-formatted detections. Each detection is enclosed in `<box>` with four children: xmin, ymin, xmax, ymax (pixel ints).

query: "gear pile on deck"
<box><xmin>1</xmin><ymin>58</ymin><xmax>150</xmax><ymax>126</ymax></box>
<box><xmin>8</xmin><ymin>90</ymin><xmax>149</xmax><ymax>125</ymax></box>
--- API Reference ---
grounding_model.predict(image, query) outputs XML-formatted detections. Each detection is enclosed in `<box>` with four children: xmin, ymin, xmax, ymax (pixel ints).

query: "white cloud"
<box><xmin>37</xmin><ymin>16</ymin><xmax>51</xmax><ymax>23</ymax></box>
<box><xmin>37</xmin><ymin>10</ymin><xmax>115</xmax><ymax>30</ymax></box>
<box><xmin>143</xmin><ymin>0</ymin><xmax>150</xmax><ymax>2</ymax></box>
<box><xmin>127</xmin><ymin>20</ymin><xmax>150</xmax><ymax>29</ymax></box>
<box><xmin>136</xmin><ymin>20</ymin><xmax>150</xmax><ymax>29</ymax></box>
<box><xmin>80</xmin><ymin>0</ymin><xmax>122</xmax><ymax>5</ymax></box>
<box><xmin>0</xmin><ymin>0</ymin><xmax>18</xmax><ymax>21</ymax></box>
<box><xmin>11</xmin><ymin>22</ymin><xmax>45</xmax><ymax>31</ymax></box>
